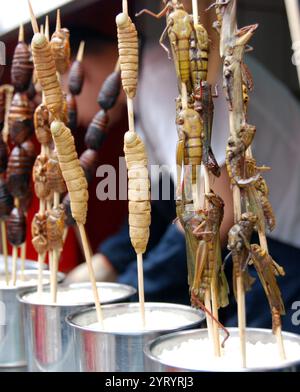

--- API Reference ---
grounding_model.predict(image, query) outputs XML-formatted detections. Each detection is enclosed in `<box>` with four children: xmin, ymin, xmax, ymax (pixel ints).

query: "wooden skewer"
<box><xmin>192</xmin><ymin>0</ymin><xmax>199</xmax><ymax>26</ymax></box>
<box><xmin>28</xmin><ymin>0</ymin><xmax>39</xmax><ymax>34</ymax></box>
<box><xmin>76</xmin><ymin>41</ymin><xmax>85</xmax><ymax>63</ymax></box>
<box><xmin>114</xmin><ymin>57</ymin><xmax>121</xmax><ymax>73</ymax></box>
<box><xmin>284</xmin><ymin>0</ymin><xmax>300</xmax><ymax>87</ymax></box>
<box><xmin>1</xmin><ymin>221</ymin><xmax>9</xmax><ymax>285</ymax></box>
<box><xmin>77</xmin><ymin>223</ymin><xmax>103</xmax><ymax>327</ymax></box>
<box><xmin>12</xmin><ymin>246</ymin><xmax>18</xmax><ymax>286</ymax></box>
<box><xmin>56</xmin><ymin>9</ymin><xmax>61</xmax><ymax>32</ymax></box>
<box><xmin>20</xmin><ymin>242</ymin><xmax>26</xmax><ymax>281</ymax></box>
<box><xmin>40</xmin><ymin>25</ymin><xmax>44</xmax><ymax>35</ymax></box>
<box><xmin>18</xmin><ymin>24</ymin><xmax>24</xmax><ymax>43</ymax></box>
<box><xmin>122</xmin><ymin>0</ymin><xmax>128</xmax><ymax>16</ymax></box>
<box><xmin>137</xmin><ymin>253</ymin><xmax>146</xmax><ymax>327</ymax></box>
<box><xmin>45</xmin><ymin>15</ymin><xmax>50</xmax><ymax>41</ymax></box>
<box><xmin>50</xmin><ymin>192</ymin><xmax>60</xmax><ymax>304</ymax></box>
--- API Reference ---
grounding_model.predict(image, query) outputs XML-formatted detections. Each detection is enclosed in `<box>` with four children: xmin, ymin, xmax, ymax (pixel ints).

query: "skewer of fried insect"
<box><xmin>116</xmin><ymin>0</ymin><xmax>150</xmax><ymax>327</ymax></box>
<box><xmin>285</xmin><ymin>0</ymin><xmax>300</xmax><ymax>87</ymax></box>
<box><xmin>191</xmin><ymin>0</ymin><xmax>221</xmax><ymax>357</ymax></box>
<box><xmin>28</xmin><ymin>1</ymin><xmax>103</xmax><ymax>325</ymax></box>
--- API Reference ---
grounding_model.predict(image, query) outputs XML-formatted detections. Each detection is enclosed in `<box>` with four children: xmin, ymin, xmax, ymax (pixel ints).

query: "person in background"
<box><xmin>66</xmin><ymin>1</ymin><xmax>300</xmax><ymax>333</ymax></box>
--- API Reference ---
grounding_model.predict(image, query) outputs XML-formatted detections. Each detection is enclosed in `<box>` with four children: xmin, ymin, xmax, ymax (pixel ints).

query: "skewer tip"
<box><xmin>18</xmin><ymin>24</ymin><xmax>24</xmax><ymax>42</ymax></box>
<box><xmin>76</xmin><ymin>41</ymin><xmax>85</xmax><ymax>62</ymax></box>
<box><xmin>56</xmin><ymin>9</ymin><xmax>61</xmax><ymax>31</ymax></box>
<box><xmin>45</xmin><ymin>15</ymin><xmax>50</xmax><ymax>41</ymax></box>
<box><xmin>40</xmin><ymin>24</ymin><xmax>44</xmax><ymax>35</ymax></box>
<box><xmin>28</xmin><ymin>0</ymin><xmax>39</xmax><ymax>34</ymax></box>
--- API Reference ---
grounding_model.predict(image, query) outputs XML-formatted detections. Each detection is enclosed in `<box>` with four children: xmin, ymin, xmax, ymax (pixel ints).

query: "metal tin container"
<box><xmin>67</xmin><ymin>302</ymin><xmax>205</xmax><ymax>372</ymax></box>
<box><xmin>19</xmin><ymin>282</ymin><xmax>136</xmax><ymax>372</ymax></box>
<box><xmin>144</xmin><ymin>328</ymin><xmax>300</xmax><ymax>372</ymax></box>
<box><xmin>0</xmin><ymin>270</ymin><xmax>63</xmax><ymax>368</ymax></box>
<box><xmin>0</xmin><ymin>255</ymin><xmax>47</xmax><ymax>273</ymax></box>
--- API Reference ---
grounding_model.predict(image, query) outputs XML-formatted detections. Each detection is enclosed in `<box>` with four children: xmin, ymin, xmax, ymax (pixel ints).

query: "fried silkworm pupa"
<box><xmin>46</xmin><ymin>152</ymin><xmax>67</xmax><ymax>195</ymax></box>
<box><xmin>34</xmin><ymin>103</ymin><xmax>52</xmax><ymax>145</ymax></box>
<box><xmin>50</xmin><ymin>121</ymin><xmax>88</xmax><ymax>225</ymax></box>
<box><xmin>97</xmin><ymin>70</ymin><xmax>121</xmax><ymax>110</ymax></box>
<box><xmin>8</xmin><ymin>92</ymin><xmax>33</xmax><ymax>145</ymax></box>
<box><xmin>85</xmin><ymin>110</ymin><xmax>109</xmax><ymax>150</ymax></box>
<box><xmin>66</xmin><ymin>93</ymin><xmax>77</xmax><ymax>131</ymax></box>
<box><xmin>62</xmin><ymin>193</ymin><xmax>75</xmax><ymax>226</ymax></box>
<box><xmin>0</xmin><ymin>89</ymin><xmax>5</xmax><ymax>130</ymax></box>
<box><xmin>116</xmin><ymin>13</ymin><xmax>138</xmax><ymax>99</ymax></box>
<box><xmin>80</xmin><ymin>149</ymin><xmax>98</xmax><ymax>183</ymax></box>
<box><xmin>11</xmin><ymin>40</ymin><xmax>34</xmax><ymax>92</ymax></box>
<box><xmin>7</xmin><ymin>207</ymin><xmax>26</xmax><ymax>246</ymax></box>
<box><xmin>31</xmin><ymin>33</ymin><xmax>63</xmax><ymax>117</ymax></box>
<box><xmin>27</xmin><ymin>78</ymin><xmax>37</xmax><ymax>101</ymax></box>
<box><xmin>46</xmin><ymin>204</ymin><xmax>65</xmax><ymax>251</ymax></box>
<box><xmin>0</xmin><ymin>178</ymin><xmax>14</xmax><ymax>220</ymax></box>
<box><xmin>124</xmin><ymin>131</ymin><xmax>151</xmax><ymax>255</ymax></box>
<box><xmin>0</xmin><ymin>133</ymin><xmax>8</xmax><ymax>174</ymax></box>
<box><xmin>33</xmin><ymin>155</ymin><xmax>51</xmax><ymax>199</ymax></box>
<box><xmin>31</xmin><ymin>212</ymin><xmax>48</xmax><ymax>254</ymax></box>
<box><xmin>68</xmin><ymin>60</ymin><xmax>84</xmax><ymax>96</ymax></box>
<box><xmin>51</xmin><ymin>28</ymin><xmax>71</xmax><ymax>75</ymax></box>
<box><xmin>7</xmin><ymin>143</ymin><xmax>35</xmax><ymax>198</ymax></box>
<box><xmin>19</xmin><ymin>189</ymin><xmax>33</xmax><ymax>213</ymax></box>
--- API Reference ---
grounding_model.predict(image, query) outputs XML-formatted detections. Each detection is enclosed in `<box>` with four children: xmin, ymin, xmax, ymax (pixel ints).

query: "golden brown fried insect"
<box><xmin>46</xmin><ymin>204</ymin><xmax>65</xmax><ymax>251</ymax></box>
<box><xmin>31</xmin><ymin>33</ymin><xmax>63</xmax><ymax>117</ymax></box>
<box><xmin>97</xmin><ymin>70</ymin><xmax>121</xmax><ymax>110</ymax></box>
<box><xmin>33</xmin><ymin>155</ymin><xmax>51</xmax><ymax>199</ymax></box>
<box><xmin>85</xmin><ymin>110</ymin><xmax>109</xmax><ymax>151</ymax></box>
<box><xmin>34</xmin><ymin>103</ymin><xmax>52</xmax><ymax>145</ymax></box>
<box><xmin>8</xmin><ymin>92</ymin><xmax>33</xmax><ymax>145</ymax></box>
<box><xmin>124</xmin><ymin>131</ymin><xmax>151</xmax><ymax>255</ymax></box>
<box><xmin>51</xmin><ymin>28</ymin><xmax>70</xmax><ymax>75</ymax></box>
<box><xmin>190</xmin><ymin>24</ymin><xmax>209</xmax><ymax>89</ymax></box>
<box><xmin>136</xmin><ymin>1</ymin><xmax>194</xmax><ymax>92</ymax></box>
<box><xmin>46</xmin><ymin>152</ymin><xmax>67</xmax><ymax>195</ymax></box>
<box><xmin>7</xmin><ymin>207</ymin><xmax>26</xmax><ymax>246</ymax></box>
<box><xmin>177</xmin><ymin>108</ymin><xmax>203</xmax><ymax>185</ymax></box>
<box><xmin>31</xmin><ymin>212</ymin><xmax>48</xmax><ymax>254</ymax></box>
<box><xmin>50</xmin><ymin>121</ymin><xmax>88</xmax><ymax>225</ymax></box>
<box><xmin>116</xmin><ymin>13</ymin><xmax>139</xmax><ymax>98</ymax></box>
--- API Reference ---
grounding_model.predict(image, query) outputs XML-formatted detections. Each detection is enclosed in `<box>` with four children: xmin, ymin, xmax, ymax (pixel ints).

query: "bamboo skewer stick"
<box><xmin>45</xmin><ymin>15</ymin><xmax>50</xmax><ymax>41</ymax></box>
<box><xmin>12</xmin><ymin>246</ymin><xmax>18</xmax><ymax>286</ymax></box>
<box><xmin>1</xmin><ymin>221</ymin><xmax>9</xmax><ymax>285</ymax></box>
<box><xmin>119</xmin><ymin>0</ymin><xmax>146</xmax><ymax>328</ymax></box>
<box><xmin>78</xmin><ymin>223</ymin><xmax>103</xmax><ymax>327</ymax></box>
<box><xmin>50</xmin><ymin>192</ymin><xmax>60</xmax><ymax>303</ymax></box>
<box><xmin>285</xmin><ymin>0</ymin><xmax>300</xmax><ymax>87</ymax></box>
<box><xmin>191</xmin><ymin>0</ymin><xmax>220</xmax><ymax>356</ymax></box>
<box><xmin>20</xmin><ymin>242</ymin><xmax>26</xmax><ymax>281</ymax></box>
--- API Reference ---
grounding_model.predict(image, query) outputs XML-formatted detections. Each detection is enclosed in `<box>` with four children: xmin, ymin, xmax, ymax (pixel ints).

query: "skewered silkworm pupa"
<box><xmin>11</xmin><ymin>37</ymin><xmax>33</xmax><ymax>92</ymax></box>
<box><xmin>34</xmin><ymin>103</ymin><xmax>52</xmax><ymax>145</ymax></box>
<box><xmin>66</xmin><ymin>93</ymin><xmax>77</xmax><ymax>131</ymax></box>
<box><xmin>68</xmin><ymin>58</ymin><xmax>84</xmax><ymax>96</ymax></box>
<box><xmin>50</xmin><ymin>121</ymin><xmax>88</xmax><ymax>225</ymax></box>
<box><xmin>8</xmin><ymin>92</ymin><xmax>33</xmax><ymax>145</ymax></box>
<box><xmin>80</xmin><ymin>149</ymin><xmax>98</xmax><ymax>183</ymax></box>
<box><xmin>124</xmin><ymin>131</ymin><xmax>151</xmax><ymax>255</ymax></box>
<box><xmin>46</xmin><ymin>205</ymin><xmax>65</xmax><ymax>251</ymax></box>
<box><xmin>31</xmin><ymin>33</ymin><xmax>63</xmax><ymax>117</ymax></box>
<box><xmin>7</xmin><ymin>207</ymin><xmax>26</xmax><ymax>246</ymax></box>
<box><xmin>7</xmin><ymin>143</ymin><xmax>35</xmax><ymax>198</ymax></box>
<box><xmin>85</xmin><ymin>110</ymin><xmax>109</xmax><ymax>150</ymax></box>
<box><xmin>116</xmin><ymin>13</ymin><xmax>138</xmax><ymax>99</ymax></box>
<box><xmin>0</xmin><ymin>178</ymin><xmax>14</xmax><ymax>220</ymax></box>
<box><xmin>97</xmin><ymin>70</ymin><xmax>121</xmax><ymax>110</ymax></box>
<box><xmin>31</xmin><ymin>213</ymin><xmax>48</xmax><ymax>254</ymax></box>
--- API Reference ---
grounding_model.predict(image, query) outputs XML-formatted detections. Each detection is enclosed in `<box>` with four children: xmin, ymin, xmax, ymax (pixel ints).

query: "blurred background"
<box><xmin>0</xmin><ymin>0</ymin><xmax>299</xmax><ymax>271</ymax></box>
